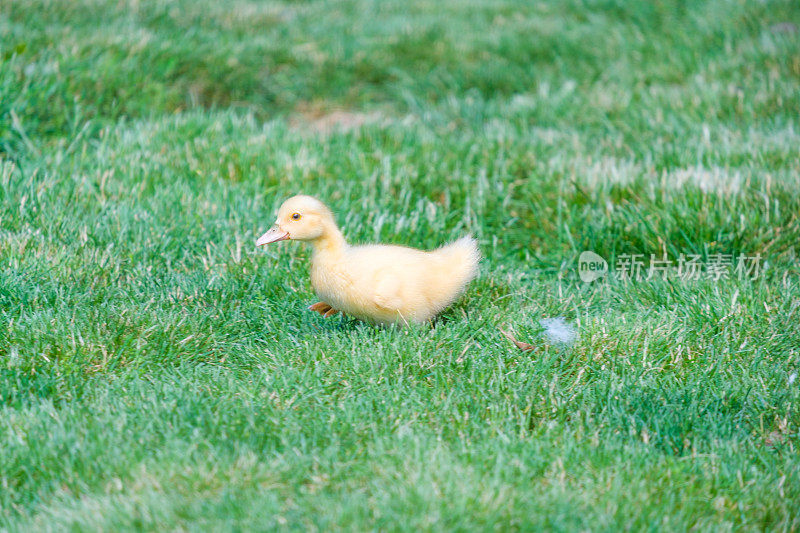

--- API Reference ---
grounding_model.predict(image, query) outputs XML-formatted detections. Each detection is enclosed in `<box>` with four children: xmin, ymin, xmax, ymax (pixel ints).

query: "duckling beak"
<box><xmin>256</xmin><ymin>225</ymin><xmax>289</xmax><ymax>246</ymax></box>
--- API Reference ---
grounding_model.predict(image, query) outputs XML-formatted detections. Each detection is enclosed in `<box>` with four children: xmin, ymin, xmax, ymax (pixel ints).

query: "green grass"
<box><xmin>2</xmin><ymin>0</ymin><xmax>800</xmax><ymax>529</ymax></box>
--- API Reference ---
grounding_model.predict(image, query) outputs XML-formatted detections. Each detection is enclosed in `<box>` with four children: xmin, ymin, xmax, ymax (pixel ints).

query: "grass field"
<box><xmin>2</xmin><ymin>0</ymin><xmax>800</xmax><ymax>529</ymax></box>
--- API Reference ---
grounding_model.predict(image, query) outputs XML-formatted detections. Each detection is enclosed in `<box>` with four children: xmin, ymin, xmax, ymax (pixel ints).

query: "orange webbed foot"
<box><xmin>308</xmin><ymin>302</ymin><xmax>339</xmax><ymax>318</ymax></box>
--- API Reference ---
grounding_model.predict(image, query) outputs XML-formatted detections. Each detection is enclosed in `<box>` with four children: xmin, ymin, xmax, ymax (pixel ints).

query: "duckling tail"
<box><xmin>430</xmin><ymin>236</ymin><xmax>480</xmax><ymax>301</ymax></box>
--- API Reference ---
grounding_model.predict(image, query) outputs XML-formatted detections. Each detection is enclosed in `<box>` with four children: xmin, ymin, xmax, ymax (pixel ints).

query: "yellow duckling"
<box><xmin>256</xmin><ymin>195</ymin><xmax>480</xmax><ymax>325</ymax></box>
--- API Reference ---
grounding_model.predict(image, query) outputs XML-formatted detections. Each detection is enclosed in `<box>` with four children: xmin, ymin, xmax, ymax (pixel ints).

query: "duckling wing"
<box><xmin>340</xmin><ymin>239</ymin><xmax>478</xmax><ymax>324</ymax></box>
<box><xmin>341</xmin><ymin>244</ymin><xmax>422</xmax><ymax>321</ymax></box>
<box><xmin>372</xmin><ymin>271</ymin><xmax>404</xmax><ymax>311</ymax></box>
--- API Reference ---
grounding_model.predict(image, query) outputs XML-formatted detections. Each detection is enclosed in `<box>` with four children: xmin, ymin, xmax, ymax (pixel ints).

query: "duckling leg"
<box><xmin>309</xmin><ymin>301</ymin><xmax>340</xmax><ymax>318</ymax></box>
<box><xmin>309</xmin><ymin>302</ymin><xmax>330</xmax><ymax>313</ymax></box>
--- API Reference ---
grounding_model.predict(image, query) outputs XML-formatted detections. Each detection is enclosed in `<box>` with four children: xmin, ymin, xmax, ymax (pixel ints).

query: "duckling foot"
<box><xmin>309</xmin><ymin>302</ymin><xmax>339</xmax><ymax>318</ymax></box>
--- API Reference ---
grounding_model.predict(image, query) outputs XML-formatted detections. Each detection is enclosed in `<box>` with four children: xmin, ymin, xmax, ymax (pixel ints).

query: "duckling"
<box><xmin>256</xmin><ymin>195</ymin><xmax>480</xmax><ymax>325</ymax></box>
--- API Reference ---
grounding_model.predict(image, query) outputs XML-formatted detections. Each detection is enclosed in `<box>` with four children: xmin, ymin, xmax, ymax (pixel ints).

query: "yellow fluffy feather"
<box><xmin>257</xmin><ymin>195</ymin><xmax>480</xmax><ymax>325</ymax></box>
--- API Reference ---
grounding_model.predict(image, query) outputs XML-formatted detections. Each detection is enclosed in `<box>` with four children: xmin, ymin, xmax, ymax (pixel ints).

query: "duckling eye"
<box><xmin>291</xmin><ymin>213</ymin><xmax>301</xmax><ymax>221</ymax></box>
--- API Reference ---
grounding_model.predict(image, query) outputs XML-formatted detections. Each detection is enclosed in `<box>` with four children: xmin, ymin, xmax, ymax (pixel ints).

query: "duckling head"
<box><xmin>256</xmin><ymin>195</ymin><xmax>337</xmax><ymax>246</ymax></box>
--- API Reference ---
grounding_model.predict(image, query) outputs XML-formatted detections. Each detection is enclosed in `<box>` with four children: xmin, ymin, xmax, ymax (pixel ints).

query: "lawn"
<box><xmin>1</xmin><ymin>0</ymin><xmax>799</xmax><ymax>529</ymax></box>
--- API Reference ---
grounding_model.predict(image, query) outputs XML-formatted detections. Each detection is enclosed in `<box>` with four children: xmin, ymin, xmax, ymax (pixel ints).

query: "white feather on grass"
<box><xmin>539</xmin><ymin>317</ymin><xmax>578</xmax><ymax>346</ymax></box>
<box><xmin>501</xmin><ymin>317</ymin><xmax>578</xmax><ymax>352</ymax></box>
